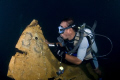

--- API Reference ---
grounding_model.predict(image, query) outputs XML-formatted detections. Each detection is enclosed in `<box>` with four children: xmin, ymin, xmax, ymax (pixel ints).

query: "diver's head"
<box><xmin>61</xmin><ymin>17</ymin><xmax>74</xmax><ymax>28</ymax></box>
<box><xmin>58</xmin><ymin>18</ymin><xmax>76</xmax><ymax>40</ymax></box>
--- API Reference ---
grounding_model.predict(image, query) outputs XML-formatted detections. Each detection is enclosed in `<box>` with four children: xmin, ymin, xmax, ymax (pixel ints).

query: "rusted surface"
<box><xmin>7</xmin><ymin>19</ymin><xmax>98</xmax><ymax>80</ymax></box>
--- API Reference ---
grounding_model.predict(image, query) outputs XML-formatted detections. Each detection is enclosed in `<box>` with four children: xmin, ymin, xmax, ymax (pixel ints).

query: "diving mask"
<box><xmin>58</xmin><ymin>25</ymin><xmax>75</xmax><ymax>34</ymax></box>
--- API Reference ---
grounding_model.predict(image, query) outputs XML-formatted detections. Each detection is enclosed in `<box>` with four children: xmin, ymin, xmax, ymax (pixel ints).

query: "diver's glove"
<box><xmin>57</xmin><ymin>49</ymin><xmax>66</xmax><ymax>59</ymax></box>
<box><xmin>56</xmin><ymin>44</ymin><xmax>66</xmax><ymax>59</ymax></box>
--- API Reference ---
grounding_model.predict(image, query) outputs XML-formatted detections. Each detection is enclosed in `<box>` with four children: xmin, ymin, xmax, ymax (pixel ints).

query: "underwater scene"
<box><xmin>0</xmin><ymin>0</ymin><xmax>120</xmax><ymax>80</ymax></box>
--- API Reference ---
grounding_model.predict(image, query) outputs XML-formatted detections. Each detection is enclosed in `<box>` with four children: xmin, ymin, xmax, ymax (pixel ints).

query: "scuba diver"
<box><xmin>46</xmin><ymin>18</ymin><xmax>103</xmax><ymax>79</ymax></box>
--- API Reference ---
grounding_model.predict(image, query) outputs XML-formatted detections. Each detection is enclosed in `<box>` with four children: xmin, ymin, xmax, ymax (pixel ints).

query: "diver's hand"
<box><xmin>45</xmin><ymin>40</ymin><xmax>54</xmax><ymax>45</ymax></box>
<box><xmin>56</xmin><ymin>44</ymin><xmax>66</xmax><ymax>58</ymax></box>
<box><xmin>57</xmin><ymin>49</ymin><xmax>66</xmax><ymax>58</ymax></box>
<box><xmin>45</xmin><ymin>40</ymin><xmax>51</xmax><ymax>44</ymax></box>
<box><xmin>45</xmin><ymin>40</ymin><xmax>56</xmax><ymax>47</ymax></box>
<box><xmin>45</xmin><ymin>40</ymin><xmax>63</xmax><ymax>47</ymax></box>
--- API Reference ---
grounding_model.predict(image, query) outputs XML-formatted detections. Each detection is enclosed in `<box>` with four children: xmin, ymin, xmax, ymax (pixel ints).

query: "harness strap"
<box><xmin>85</xmin><ymin>36</ymin><xmax>93</xmax><ymax>56</ymax></box>
<box><xmin>67</xmin><ymin>23</ymin><xmax>86</xmax><ymax>54</ymax></box>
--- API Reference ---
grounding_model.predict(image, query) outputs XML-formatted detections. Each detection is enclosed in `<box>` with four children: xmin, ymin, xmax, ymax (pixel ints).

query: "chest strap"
<box><xmin>67</xmin><ymin>23</ymin><xmax>85</xmax><ymax>54</ymax></box>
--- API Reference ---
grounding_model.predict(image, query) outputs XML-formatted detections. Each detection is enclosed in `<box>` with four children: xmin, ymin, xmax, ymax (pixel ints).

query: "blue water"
<box><xmin>0</xmin><ymin>0</ymin><xmax>120</xmax><ymax>80</ymax></box>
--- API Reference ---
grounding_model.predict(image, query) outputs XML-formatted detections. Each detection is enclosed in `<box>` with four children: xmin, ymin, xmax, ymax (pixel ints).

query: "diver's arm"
<box><xmin>56</xmin><ymin>42</ymin><xmax>63</xmax><ymax>47</ymax></box>
<box><xmin>45</xmin><ymin>40</ymin><xmax>54</xmax><ymax>45</ymax></box>
<box><xmin>45</xmin><ymin>40</ymin><xmax>63</xmax><ymax>47</ymax></box>
<box><xmin>65</xmin><ymin>54</ymin><xmax>82</xmax><ymax>65</ymax></box>
<box><xmin>65</xmin><ymin>37</ymin><xmax>89</xmax><ymax>65</ymax></box>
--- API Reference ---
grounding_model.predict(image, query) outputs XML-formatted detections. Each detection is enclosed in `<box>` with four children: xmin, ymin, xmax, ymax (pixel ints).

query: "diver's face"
<box><xmin>60</xmin><ymin>21</ymin><xmax>70</xmax><ymax>40</ymax></box>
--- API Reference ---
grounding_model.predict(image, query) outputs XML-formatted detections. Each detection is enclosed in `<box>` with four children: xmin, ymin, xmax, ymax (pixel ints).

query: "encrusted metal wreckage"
<box><xmin>7</xmin><ymin>19</ymin><xmax>98</xmax><ymax>80</ymax></box>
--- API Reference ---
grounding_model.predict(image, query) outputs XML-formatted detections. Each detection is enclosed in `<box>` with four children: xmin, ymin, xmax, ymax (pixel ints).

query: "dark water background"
<box><xmin>0</xmin><ymin>0</ymin><xmax>120</xmax><ymax>80</ymax></box>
